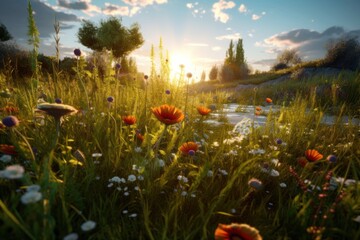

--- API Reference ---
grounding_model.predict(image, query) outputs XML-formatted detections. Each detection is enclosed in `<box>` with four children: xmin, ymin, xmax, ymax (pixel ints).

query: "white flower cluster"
<box><xmin>21</xmin><ymin>184</ymin><xmax>42</xmax><ymax>204</ymax></box>
<box><xmin>232</xmin><ymin>117</ymin><xmax>259</xmax><ymax>136</ymax></box>
<box><xmin>218</xmin><ymin>168</ymin><xmax>228</xmax><ymax>176</ymax></box>
<box><xmin>107</xmin><ymin>174</ymin><xmax>141</xmax><ymax>196</ymax></box>
<box><xmin>0</xmin><ymin>154</ymin><xmax>12</xmax><ymax>163</ymax></box>
<box><xmin>0</xmin><ymin>164</ymin><xmax>24</xmax><ymax>179</ymax></box>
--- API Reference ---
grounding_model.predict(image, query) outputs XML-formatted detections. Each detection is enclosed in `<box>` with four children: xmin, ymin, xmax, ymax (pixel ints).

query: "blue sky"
<box><xmin>1</xmin><ymin>0</ymin><xmax>359</xmax><ymax>78</ymax></box>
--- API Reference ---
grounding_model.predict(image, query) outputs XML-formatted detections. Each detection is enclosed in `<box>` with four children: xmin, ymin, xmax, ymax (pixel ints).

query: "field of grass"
<box><xmin>0</xmin><ymin>59</ymin><xmax>360</xmax><ymax>240</ymax></box>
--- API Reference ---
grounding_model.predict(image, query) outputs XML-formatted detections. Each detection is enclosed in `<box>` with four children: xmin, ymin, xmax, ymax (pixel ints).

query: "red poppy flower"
<box><xmin>122</xmin><ymin>115</ymin><xmax>136</xmax><ymax>125</ymax></box>
<box><xmin>151</xmin><ymin>104</ymin><xmax>184</xmax><ymax>125</ymax></box>
<box><xmin>297</xmin><ymin>157</ymin><xmax>308</xmax><ymax>167</ymax></box>
<box><xmin>255</xmin><ymin>111</ymin><xmax>261</xmax><ymax>116</ymax></box>
<box><xmin>266</xmin><ymin>98</ymin><xmax>272</xmax><ymax>103</ymax></box>
<box><xmin>179</xmin><ymin>142</ymin><xmax>198</xmax><ymax>156</ymax></box>
<box><xmin>305</xmin><ymin>149</ymin><xmax>323</xmax><ymax>162</ymax></box>
<box><xmin>255</xmin><ymin>106</ymin><xmax>262</xmax><ymax>111</ymax></box>
<box><xmin>0</xmin><ymin>144</ymin><xmax>17</xmax><ymax>155</ymax></box>
<box><xmin>136</xmin><ymin>132</ymin><xmax>144</xmax><ymax>143</ymax></box>
<box><xmin>197</xmin><ymin>106</ymin><xmax>211</xmax><ymax>116</ymax></box>
<box><xmin>215</xmin><ymin>223</ymin><xmax>263</xmax><ymax>240</ymax></box>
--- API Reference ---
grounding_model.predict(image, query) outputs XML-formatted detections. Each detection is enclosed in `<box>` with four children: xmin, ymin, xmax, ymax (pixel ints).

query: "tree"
<box><xmin>324</xmin><ymin>37</ymin><xmax>360</xmax><ymax>70</ymax></box>
<box><xmin>78</xmin><ymin>17</ymin><xmax>144</xmax><ymax>59</ymax></box>
<box><xmin>220</xmin><ymin>64</ymin><xmax>234</xmax><ymax>83</ymax></box>
<box><xmin>209</xmin><ymin>65</ymin><xmax>218</xmax><ymax>81</ymax></box>
<box><xmin>200</xmin><ymin>70</ymin><xmax>206</xmax><ymax>82</ymax></box>
<box><xmin>223</xmin><ymin>38</ymin><xmax>248</xmax><ymax>81</ymax></box>
<box><xmin>277</xmin><ymin>49</ymin><xmax>301</xmax><ymax>66</ymax></box>
<box><xmin>225</xmin><ymin>40</ymin><xmax>235</xmax><ymax>66</ymax></box>
<box><xmin>0</xmin><ymin>23</ymin><xmax>12</xmax><ymax>42</ymax></box>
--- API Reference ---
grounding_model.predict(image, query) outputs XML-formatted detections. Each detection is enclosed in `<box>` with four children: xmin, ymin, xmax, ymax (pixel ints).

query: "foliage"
<box><xmin>276</xmin><ymin>49</ymin><xmax>302</xmax><ymax>67</ymax></box>
<box><xmin>77</xmin><ymin>17</ymin><xmax>144</xmax><ymax>59</ymax></box>
<box><xmin>0</xmin><ymin>23</ymin><xmax>12</xmax><ymax>42</ymax></box>
<box><xmin>224</xmin><ymin>39</ymin><xmax>249</xmax><ymax>81</ymax></box>
<box><xmin>271</xmin><ymin>62</ymin><xmax>289</xmax><ymax>71</ymax></box>
<box><xmin>27</xmin><ymin>0</ymin><xmax>40</xmax><ymax>79</ymax></box>
<box><xmin>220</xmin><ymin>64</ymin><xmax>234</xmax><ymax>82</ymax></box>
<box><xmin>200</xmin><ymin>70</ymin><xmax>206</xmax><ymax>82</ymax></box>
<box><xmin>323</xmin><ymin>37</ymin><xmax>360</xmax><ymax>71</ymax></box>
<box><xmin>209</xmin><ymin>65</ymin><xmax>218</xmax><ymax>81</ymax></box>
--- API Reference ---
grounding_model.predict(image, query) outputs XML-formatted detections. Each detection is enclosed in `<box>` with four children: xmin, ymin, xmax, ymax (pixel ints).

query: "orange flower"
<box><xmin>215</xmin><ymin>223</ymin><xmax>263</xmax><ymax>240</ymax></box>
<box><xmin>297</xmin><ymin>157</ymin><xmax>308</xmax><ymax>167</ymax></box>
<box><xmin>151</xmin><ymin>104</ymin><xmax>184</xmax><ymax>125</ymax></box>
<box><xmin>266</xmin><ymin>98</ymin><xmax>272</xmax><ymax>103</ymax></box>
<box><xmin>255</xmin><ymin>106</ymin><xmax>262</xmax><ymax>111</ymax></box>
<box><xmin>179</xmin><ymin>142</ymin><xmax>198</xmax><ymax>156</ymax></box>
<box><xmin>0</xmin><ymin>105</ymin><xmax>19</xmax><ymax>115</ymax></box>
<box><xmin>122</xmin><ymin>115</ymin><xmax>136</xmax><ymax>125</ymax></box>
<box><xmin>0</xmin><ymin>144</ymin><xmax>17</xmax><ymax>155</ymax></box>
<box><xmin>197</xmin><ymin>106</ymin><xmax>211</xmax><ymax>116</ymax></box>
<box><xmin>305</xmin><ymin>149</ymin><xmax>323</xmax><ymax>162</ymax></box>
<box><xmin>136</xmin><ymin>132</ymin><xmax>144</xmax><ymax>143</ymax></box>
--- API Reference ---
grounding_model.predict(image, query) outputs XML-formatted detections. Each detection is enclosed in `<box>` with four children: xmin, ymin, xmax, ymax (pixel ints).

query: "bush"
<box><xmin>0</xmin><ymin>42</ymin><xmax>32</xmax><ymax>78</ymax></box>
<box><xmin>271</xmin><ymin>62</ymin><xmax>288</xmax><ymax>71</ymax></box>
<box><xmin>220</xmin><ymin>64</ymin><xmax>234</xmax><ymax>82</ymax></box>
<box><xmin>324</xmin><ymin>38</ymin><xmax>360</xmax><ymax>70</ymax></box>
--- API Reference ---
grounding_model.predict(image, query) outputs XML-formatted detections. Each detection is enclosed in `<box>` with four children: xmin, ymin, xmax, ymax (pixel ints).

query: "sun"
<box><xmin>168</xmin><ymin>52</ymin><xmax>195</xmax><ymax>79</ymax></box>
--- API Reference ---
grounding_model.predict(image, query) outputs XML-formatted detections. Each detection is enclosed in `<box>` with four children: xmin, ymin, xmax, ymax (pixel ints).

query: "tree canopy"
<box><xmin>77</xmin><ymin>17</ymin><xmax>144</xmax><ymax>59</ymax></box>
<box><xmin>0</xmin><ymin>23</ymin><xmax>12</xmax><ymax>42</ymax></box>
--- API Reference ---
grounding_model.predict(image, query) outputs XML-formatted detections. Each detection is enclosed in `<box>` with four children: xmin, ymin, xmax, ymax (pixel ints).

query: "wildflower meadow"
<box><xmin>0</xmin><ymin>3</ymin><xmax>360</xmax><ymax>240</ymax></box>
<box><xmin>1</xmin><ymin>48</ymin><xmax>359</xmax><ymax>239</ymax></box>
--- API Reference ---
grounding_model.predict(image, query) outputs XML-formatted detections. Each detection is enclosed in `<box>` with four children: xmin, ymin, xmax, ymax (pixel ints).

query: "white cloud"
<box><xmin>187</xmin><ymin>2</ymin><xmax>206</xmax><ymax>18</ymax></box>
<box><xmin>252</xmin><ymin>14</ymin><xmax>261</xmax><ymax>20</ymax></box>
<box><xmin>239</xmin><ymin>4</ymin><xmax>247</xmax><ymax>13</ymax></box>
<box><xmin>103</xmin><ymin>3</ymin><xmax>129</xmax><ymax>16</ymax></box>
<box><xmin>57</xmin><ymin>0</ymin><xmax>101</xmax><ymax>15</ymax></box>
<box><xmin>212</xmin><ymin>46</ymin><xmax>222</xmax><ymax>51</ymax></box>
<box><xmin>186</xmin><ymin>3</ymin><xmax>194</xmax><ymax>9</ymax></box>
<box><xmin>260</xmin><ymin>26</ymin><xmax>360</xmax><ymax>60</ymax></box>
<box><xmin>186</xmin><ymin>43</ymin><xmax>209</xmax><ymax>47</ymax></box>
<box><xmin>216</xmin><ymin>32</ymin><xmax>241</xmax><ymax>40</ymax></box>
<box><xmin>248</xmin><ymin>33</ymin><xmax>253</xmax><ymax>38</ymax></box>
<box><xmin>262</xmin><ymin>11</ymin><xmax>266</xmax><ymax>15</ymax></box>
<box><xmin>212</xmin><ymin>0</ymin><xmax>235</xmax><ymax>23</ymax></box>
<box><xmin>123</xmin><ymin>0</ymin><xmax>168</xmax><ymax>7</ymax></box>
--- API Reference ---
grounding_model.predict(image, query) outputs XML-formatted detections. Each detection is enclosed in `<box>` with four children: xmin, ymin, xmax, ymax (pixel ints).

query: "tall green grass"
<box><xmin>0</xmin><ymin>60</ymin><xmax>359</xmax><ymax>240</ymax></box>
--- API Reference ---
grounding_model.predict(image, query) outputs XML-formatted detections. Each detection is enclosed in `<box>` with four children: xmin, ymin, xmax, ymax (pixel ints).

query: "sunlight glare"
<box><xmin>169</xmin><ymin>52</ymin><xmax>195</xmax><ymax>80</ymax></box>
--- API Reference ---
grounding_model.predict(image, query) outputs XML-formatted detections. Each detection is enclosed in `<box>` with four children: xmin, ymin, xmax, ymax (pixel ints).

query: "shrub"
<box><xmin>324</xmin><ymin>38</ymin><xmax>360</xmax><ymax>70</ymax></box>
<box><xmin>271</xmin><ymin>62</ymin><xmax>288</xmax><ymax>71</ymax></box>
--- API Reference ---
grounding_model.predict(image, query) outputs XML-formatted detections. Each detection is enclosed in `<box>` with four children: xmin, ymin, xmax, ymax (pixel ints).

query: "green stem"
<box><xmin>13</xmin><ymin>128</ymin><xmax>35</xmax><ymax>162</ymax></box>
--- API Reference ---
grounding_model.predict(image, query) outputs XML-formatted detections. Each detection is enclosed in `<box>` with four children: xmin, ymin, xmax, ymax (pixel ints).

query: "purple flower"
<box><xmin>115</xmin><ymin>63</ymin><xmax>121</xmax><ymax>69</ymax></box>
<box><xmin>326</xmin><ymin>155</ymin><xmax>337</xmax><ymax>163</ymax></box>
<box><xmin>2</xmin><ymin>116</ymin><xmax>19</xmax><ymax>127</ymax></box>
<box><xmin>74</xmin><ymin>48</ymin><xmax>81</xmax><ymax>57</ymax></box>
<box><xmin>165</xmin><ymin>90</ymin><xmax>171</xmax><ymax>95</ymax></box>
<box><xmin>55</xmin><ymin>98</ymin><xmax>63</xmax><ymax>104</ymax></box>
<box><xmin>276</xmin><ymin>138</ymin><xmax>283</xmax><ymax>145</ymax></box>
<box><xmin>107</xmin><ymin>96</ymin><xmax>114</xmax><ymax>103</ymax></box>
<box><xmin>188</xmin><ymin>150</ymin><xmax>195</xmax><ymax>156</ymax></box>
